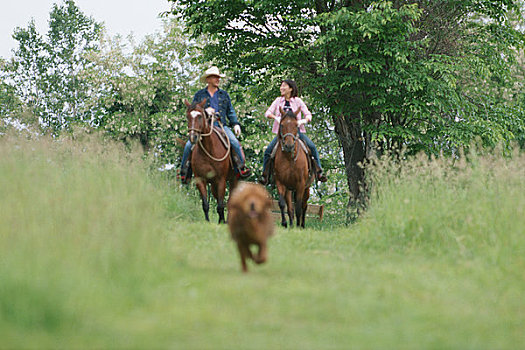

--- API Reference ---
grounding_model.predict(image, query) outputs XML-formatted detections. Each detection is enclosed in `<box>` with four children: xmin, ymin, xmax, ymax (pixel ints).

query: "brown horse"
<box><xmin>184</xmin><ymin>99</ymin><xmax>238</xmax><ymax>223</ymax></box>
<box><xmin>273</xmin><ymin>107</ymin><xmax>313</xmax><ymax>228</ymax></box>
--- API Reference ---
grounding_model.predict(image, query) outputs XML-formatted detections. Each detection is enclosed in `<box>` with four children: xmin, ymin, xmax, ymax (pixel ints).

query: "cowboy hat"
<box><xmin>200</xmin><ymin>66</ymin><xmax>226</xmax><ymax>83</ymax></box>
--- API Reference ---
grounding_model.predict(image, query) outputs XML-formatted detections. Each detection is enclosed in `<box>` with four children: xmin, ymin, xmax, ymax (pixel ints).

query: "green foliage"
<box><xmin>0</xmin><ymin>67</ymin><xmax>40</xmax><ymax>135</ymax></box>
<box><xmin>173</xmin><ymin>0</ymin><xmax>525</xmax><ymax>209</ymax></box>
<box><xmin>0</xmin><ymin>133</ymin><xmax>201</xmax><ymax>344</ymax></box>
<box><xmin>4</xmin><ymin>0</ymin><xmax>102</xmax><ymax>133</ymax></box>
<box><xmin>0</xmin><ymin>79</ymin><xmax>22</xmax><ymax>133</ymax></box>
<box><xmin>0</xmin><ymin>81</ymin><xmax>21</xmax><ymax>117</ymax></box>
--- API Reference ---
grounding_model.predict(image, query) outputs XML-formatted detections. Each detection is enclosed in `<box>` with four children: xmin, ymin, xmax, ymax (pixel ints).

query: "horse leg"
<box><xmin>285</xmin><ymin>190</ymin><xmax>294</xmax><ymax>227</ymax></box>
<box><xmin>196</xmin><ymin>180</ymin><xmax>209</xmax><ymax>221</ymax></box>
<box><xmin>275</xmin><ymin>182</ymin><xmax>288</xmax><ymax>228</ymax></box>
<box><xmin>295</xmin><ymin>191</ymin><xmax>303</xmax><ymax>228</ymax></box>
<box><xmin>225</xmin><ymin>174</ymin><xmax>238</xmax><ymax>223</ymax></box>
<box><xmin>278</xmin><ymin>194</ymin><xmax>288</xmax><ymax>228</ymax></box>
<box><xmin>214</xmin><ymin>180</ymin><xmax>227</xmax><ymax>224</ymax></box>
<box><xmin>301</xmin><ymin>187</ymin><xmax>310</xmax><ymax>228</ymax></box>
<box><xmin>228</xmin><ymin>173</ymin><xmax>238</xmax><ymax>193</ymax></box>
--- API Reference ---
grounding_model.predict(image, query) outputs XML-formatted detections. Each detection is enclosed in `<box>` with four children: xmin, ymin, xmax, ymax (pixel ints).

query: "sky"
<box><xmin>0</xmin><ymin>0</ymin><xmax>173</xmax><ymax>59</ymax></box>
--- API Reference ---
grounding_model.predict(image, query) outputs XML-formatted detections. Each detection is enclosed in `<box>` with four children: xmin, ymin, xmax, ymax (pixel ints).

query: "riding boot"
<box><xmin>232</xmin><ymin>153</ymin><xmax>251</xmax><ymax>179</ymax></box>
<box><xmin>260</xmin><ymin>162</ymin><xmax>270</xmax><ymax>185</ymax></box>
<box><xmin>311</xmin><ymin>155</ymin><xmax>327</xmax><ymax>182</ymax></box>
<box><xmin>179</xmin><ymin>159</ymin><xmax>192</xmax><ymax>185</ymax></box>
<box><xmin>317</xmin><ymin>170</ymin><xmax>328</xmax><ymax>182</ymax></box>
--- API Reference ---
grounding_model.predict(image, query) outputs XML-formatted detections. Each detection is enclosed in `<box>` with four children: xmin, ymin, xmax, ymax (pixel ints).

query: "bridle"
<box><xmin>278</xmin><ymin>116</ymin><xmax>299</xmax><ymax>161</ymax></box>
<box><xmin>279</xmin><ymin>128</ymin><xmax>298</xmax><ymax>150</ymax></box>
<box><xmin>187</xmin><ymin>107</ymin><xmax>230</xmax><ymax>162</ymax></box>
<box><xmin>188</xmin><ymin>107</ymin><xmax>214</xmax><ymax>138</ymax></box>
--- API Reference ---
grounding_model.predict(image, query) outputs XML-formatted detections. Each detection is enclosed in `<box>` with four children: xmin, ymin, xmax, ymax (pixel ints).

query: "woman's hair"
<box><xmin>282</xmin><ymin>79</ymin><xmax>298</xmax><ymax>98</ymax></box>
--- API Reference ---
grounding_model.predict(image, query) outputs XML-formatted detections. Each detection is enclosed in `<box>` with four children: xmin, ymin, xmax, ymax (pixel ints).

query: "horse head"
<box><xmin>279</xmin><ymin>106</ymin><xmax>300</xmax><ymax>154</ymax></box>
<box><xmin>184</xmin><ymin>99</ymin><xmax>210</xmax><ymax>145</ymax></box>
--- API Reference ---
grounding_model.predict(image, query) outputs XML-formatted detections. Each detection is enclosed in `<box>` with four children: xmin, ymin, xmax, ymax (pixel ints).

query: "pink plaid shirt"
<box><xmin>265</xmin><ymin>96</ymin><xmax>312</xmax><ymax>134</ymax></box>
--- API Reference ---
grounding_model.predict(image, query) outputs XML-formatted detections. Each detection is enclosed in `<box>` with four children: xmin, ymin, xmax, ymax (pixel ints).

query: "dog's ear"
<box><xmin>227</xmin><ymin>199</ymin><xmax>241</xmax><ymax>212</ymax></box>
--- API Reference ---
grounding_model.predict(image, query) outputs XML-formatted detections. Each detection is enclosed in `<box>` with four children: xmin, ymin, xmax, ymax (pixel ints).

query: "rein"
<box><xmin>188</xmin><ymin>110</ymin><xmax>214</xmax><ymax>137</ymax></box>
<box><xmin>188</xmin><ymin>109</ymin><xmax>231</xmax><ymax>162</ymax></box>
<box><xmin>198</xmin><ymin>126</ymin><xmax>231</xmax><ymax>162</ymax></box>
<box><xmin>279</xmin><ymin>126</ymin><xmax>300</xmax><ymax>162</ymax></box>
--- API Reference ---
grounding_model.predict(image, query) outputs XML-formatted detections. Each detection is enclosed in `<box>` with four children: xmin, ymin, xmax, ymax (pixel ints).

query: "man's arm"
<box><xmin>224</xmin><ymin>92</ymin><xmax>239</xmax><ymax>127</ymax></box>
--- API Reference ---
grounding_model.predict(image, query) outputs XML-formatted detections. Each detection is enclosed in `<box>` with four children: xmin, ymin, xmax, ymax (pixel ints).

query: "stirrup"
<box><xmin>178</xmin><ymin>167</ymin><xmax>191</xmax><ymax>184</ymax></box>
<box><xmin>178</xmin><ymin>174</ymin><xmax>190</xmax><ymax>185</ymax></box>
<box><xmin>259</xmin><ymin>174</ymin><xmax>268</xmax><ymax>185</ymax></box>
<box><xmin>239</xmin><ymin>167</ymin><xmax>251</xmax><ymax>178</ymax></box>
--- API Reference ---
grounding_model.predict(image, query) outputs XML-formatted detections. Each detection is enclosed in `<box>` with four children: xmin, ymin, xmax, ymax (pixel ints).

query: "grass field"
<box><xmin>1</xmin><ymin>135</ymin><xmax>524</xmax><ymax>349</ymax></box>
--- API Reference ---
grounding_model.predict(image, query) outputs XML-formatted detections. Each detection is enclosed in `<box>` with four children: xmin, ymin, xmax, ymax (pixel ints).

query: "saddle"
<box><xmin>213</xmin><ymin>125</ymin><xmax>229</xmax><ymax>149</ymax></box>
<box><xmin>212</xmin><ymin>124</ymin><xmax>242</xmax><ymax>168</ymax></box>
<box><xmin>188</xmin><ymin>125</ymin><xmax>229</xmax><ymax>152</ymax></box>
<box><xmin>270</xmin><ymin>138</ymin><xmax>309</xmax><ymax>158</ymax></box>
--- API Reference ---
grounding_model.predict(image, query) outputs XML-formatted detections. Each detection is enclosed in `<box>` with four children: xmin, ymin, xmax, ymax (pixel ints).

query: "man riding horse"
<box><xmin>179</xmin><ymin>66</ymin><xmax>251</xmax><ymax>184</ymax></box>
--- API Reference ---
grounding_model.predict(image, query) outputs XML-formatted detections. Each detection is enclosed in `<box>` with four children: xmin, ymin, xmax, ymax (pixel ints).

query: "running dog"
<box><xmin>227</xmin><ymin>182</ymin><xmax>274</xmax><ymax>272</ymax></box>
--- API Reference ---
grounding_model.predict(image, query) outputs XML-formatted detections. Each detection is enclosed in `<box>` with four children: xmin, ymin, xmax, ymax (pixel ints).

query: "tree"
<box><xmin>172</xmin><ymin>0</ymin><xmax>525</xmax><ymax>217</ymax></box>
<box><xmin>7</xmin><ymin>20</ymin><xmax>47</xmax><ymax>117</ymax></box>
<box><xmin>5</xmin><ymin>0</ymin><xmax>102</xmax><ymax>133</ymax></box>
<box><xmin>81</xmin><ymin>19</ymin><xmax>204</xmax><ymax>165</ymax></box>
<box><xmin>0</xmin><ymin>59</ymin><xmax>39</xmax><ymax>135</ymax></box>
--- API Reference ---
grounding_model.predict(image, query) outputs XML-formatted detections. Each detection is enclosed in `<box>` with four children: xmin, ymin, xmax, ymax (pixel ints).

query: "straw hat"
<box><xmin>200</xmin><ymin>66</ymin><xmax>226</xmax><ymax>83</ymax></box>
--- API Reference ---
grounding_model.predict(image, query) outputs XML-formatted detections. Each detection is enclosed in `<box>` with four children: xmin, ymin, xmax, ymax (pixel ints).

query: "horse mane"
<box><xmin>187</xmin><ymin>100</ymin><xmax>210</xmax><ymax>119</ymax></box>
<box><xmin>189</xmin><ymin>101</ymin><xmax>204</xmax><ymax>110</ymax></box>
<box><xmin>281</xmin><ymin>110</ymin><xmax>297</xmax><ymax>123</ymax></box>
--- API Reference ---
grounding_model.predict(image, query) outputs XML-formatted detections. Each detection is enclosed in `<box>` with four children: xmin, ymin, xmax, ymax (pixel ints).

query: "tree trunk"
<box><xmin>332</xmin><ymin>114</ymin><xmax>367</xmax><ymax>222</ymax></box>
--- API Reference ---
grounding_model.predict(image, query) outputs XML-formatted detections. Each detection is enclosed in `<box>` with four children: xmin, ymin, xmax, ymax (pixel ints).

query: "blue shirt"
<box><xmin>209</xmin><ymin>91</ymin><xmax>219</xmax><ymax>113</ymax></box>
<box><xmin>192</xmin><ymin>88</ymin><xmax>239</xmax><ymax>127</ymax></box>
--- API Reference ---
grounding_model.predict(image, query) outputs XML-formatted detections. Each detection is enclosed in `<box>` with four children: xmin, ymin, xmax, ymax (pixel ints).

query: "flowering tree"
<box><xmin>81</xmin><ymin>19</ymin><xmax>204</xmax><ymax>165</ymax></box>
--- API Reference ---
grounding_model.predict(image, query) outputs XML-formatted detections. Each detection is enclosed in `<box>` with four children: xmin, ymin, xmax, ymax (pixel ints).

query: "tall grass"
<box><xmin>1</xmin><ymin>134</ymin><xmax>524</xmax><ymax>349</ymax></box>
<box><xmin>361</xmin><ymin>148</ymin><xmax>525</xmax><ymax>260</ymax></box>
<box><xmin>0</xmin><ymin>134</ymin><xmax>199</xmax><ymax>347</ymax></box>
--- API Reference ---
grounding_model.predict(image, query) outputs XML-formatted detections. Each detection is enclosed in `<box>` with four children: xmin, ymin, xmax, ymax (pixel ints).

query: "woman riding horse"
<box><xmin>273</xmin><ymin>107</ymin><xmax>312</xmax><ymax>228</ymax></box>
<box><xmin>260</xmin><ymin>79</ymin><xmax>327</xmax><ymax>185</ymax></box>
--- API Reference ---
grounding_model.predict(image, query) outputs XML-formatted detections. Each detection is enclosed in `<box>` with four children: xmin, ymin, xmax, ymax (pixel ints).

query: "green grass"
<box><xmin>1</xmin><ymin>135</ymin><xmax>524</xmax><ymax>349</ymax></box>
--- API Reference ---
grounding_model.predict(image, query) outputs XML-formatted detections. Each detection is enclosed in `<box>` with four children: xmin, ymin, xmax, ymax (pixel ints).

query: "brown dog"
<box><xmin>227</xmin><ymin>182</ymin><xmax>274</xmax><ymax>272</ymax></box>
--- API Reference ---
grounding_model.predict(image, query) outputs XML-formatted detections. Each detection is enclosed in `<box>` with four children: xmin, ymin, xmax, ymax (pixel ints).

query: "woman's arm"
<box><xmin>297</xmin><ymin>97</ymin><xmax>312</xmax><ymax>123</ymax></box>
<box><xmin>265</xmin><ymin>97</ymin><xmax>280</xmax><ymax>120</ymax></box>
